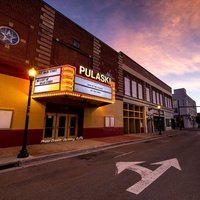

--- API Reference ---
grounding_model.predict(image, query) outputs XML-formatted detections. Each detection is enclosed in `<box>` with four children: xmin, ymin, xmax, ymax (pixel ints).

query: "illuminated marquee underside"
<box><xmin>32</xmin><ymin>65</ymin><xmax>115</xmax><ymax>104</ymax></box>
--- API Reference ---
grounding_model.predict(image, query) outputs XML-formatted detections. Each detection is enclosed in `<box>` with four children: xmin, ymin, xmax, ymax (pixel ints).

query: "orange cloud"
<box><xmin>107</xmin><ymin>0</ymin><xmax>200</xmax><ymax>79</ymax></box>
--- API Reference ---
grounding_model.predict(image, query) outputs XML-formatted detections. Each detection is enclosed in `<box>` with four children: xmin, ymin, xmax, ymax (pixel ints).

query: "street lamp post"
<box><xmin>17</xmin><ymin>68</ymin><xmax>36</xmax><ymax>158</ymax></box>
<box><xmin>157</xmin><ymin>105</ymin><xmax>162</xmax><ymax>135</ymax></box>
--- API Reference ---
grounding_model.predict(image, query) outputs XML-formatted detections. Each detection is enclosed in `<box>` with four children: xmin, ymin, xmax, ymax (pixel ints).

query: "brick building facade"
<box><xmin>0</xmin><ymin>0</ymin><xmax>173</xmax><ymax>147</ymax></box>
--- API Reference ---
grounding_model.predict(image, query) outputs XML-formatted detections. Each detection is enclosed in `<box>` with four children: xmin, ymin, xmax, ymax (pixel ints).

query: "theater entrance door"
<box><xmin>43</xmin><ymin>113</ymin><xmax>78</xmax><ymax>141</ymax></box>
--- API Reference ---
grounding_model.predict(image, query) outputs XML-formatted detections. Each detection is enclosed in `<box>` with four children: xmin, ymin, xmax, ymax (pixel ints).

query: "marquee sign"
<box><xmin>74</xmin><ymin>76</ymin><xmax>112</xmax><ymax>99</ymax></box>
<box><xmin>33</xmin><ymin>65</ymin><xmax>115</xmax><ymax>103</ymax></box>
<box><xmin>78</xmin><ymin>65</ymin><xmax>111</xmax><ymax>84</ymax></box>
<box><xmin>34</xmin><ymin>68</ymin><xmax>61</xmax><ymax>93</ymax></box>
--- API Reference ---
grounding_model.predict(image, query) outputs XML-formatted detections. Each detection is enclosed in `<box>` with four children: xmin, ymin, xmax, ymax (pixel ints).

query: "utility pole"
<box><xmin>177</xmin><ymin>100</ymin><xmax>181</xmax><ymax>130</ymax></box>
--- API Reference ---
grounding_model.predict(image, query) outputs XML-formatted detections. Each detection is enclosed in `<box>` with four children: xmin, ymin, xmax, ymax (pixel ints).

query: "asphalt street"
<box><xmin>0</xmin><ymin>132</ymin><xmax>199</xmax><ymax>200</ymax></box>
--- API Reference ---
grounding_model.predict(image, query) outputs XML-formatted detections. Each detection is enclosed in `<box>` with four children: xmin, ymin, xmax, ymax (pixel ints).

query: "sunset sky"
<box><xmin>45</xmin><ymin>0</ymin><xmax>200</xmax><ymax>112</ymax></box>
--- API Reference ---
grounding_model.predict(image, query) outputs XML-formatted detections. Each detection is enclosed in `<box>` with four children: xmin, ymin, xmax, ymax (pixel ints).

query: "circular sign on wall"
<box><xmin>0</xmin><ymin>26</ymin><xmax>20</xmax><ymax>45</ymax></box>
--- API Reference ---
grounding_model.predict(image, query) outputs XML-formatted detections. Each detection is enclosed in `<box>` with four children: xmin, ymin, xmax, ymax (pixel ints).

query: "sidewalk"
<box><xmin>0</xmin><ymin>131</ymin><xmax>179</xmax><ymax>170</ymax></box>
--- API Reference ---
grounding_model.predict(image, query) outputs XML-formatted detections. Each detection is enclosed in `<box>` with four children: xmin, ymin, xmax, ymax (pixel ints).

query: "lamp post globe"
<box><xmin>17</xmin><ymin>68</ymin><xmax>36</xmax><ymax>158</ymax></box>
<box><xmin>157</xmin><ymin>105</ymin><xmax>162</xmax><ymax>135</ymax></box>
<box><xmin>28</xmin><ymin>68</ymin><xmax>37</xmax><ymax>78</ymax></box>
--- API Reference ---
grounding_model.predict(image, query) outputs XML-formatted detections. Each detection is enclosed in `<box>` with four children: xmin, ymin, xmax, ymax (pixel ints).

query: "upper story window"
<box><xmin>153</xmin><ymin>90</ymin><xmax>156</xmax><ymax>104</ymax></box>
<box><xmin>132</xmin><ymin>80</ymin><xmax>137</xmax><ymax>98</ymax></box>
<box><xmin>72</xmin><ymin>39</ymin><xmax>80</xmax><ymax>49</ymax></box>
<box><xmin>160</xmin><ymin>93</ymin><xmax>163</xmax><ymax>105</ymax></box>
<box><xmin>124</xmin><ymin>77</ymin><xmax>130</xmax><ymax>96</ymax></box>
<box><xmin>156</xmin><ymin>92</ymin><xmax>159</xmax><ymax>104</ymax></box>
<box><xmin>169</xmin><ymin>98</ymin><xmax>172</xmax><ymax>108</ymax></box>
<box><xmin>146</xmin><ymin>87</ymin><xmax>150</xmax><ymax>102</ymax></box>
<box><xmin>165</xmin><ymin>96</ymin><xmax>172</xmax><ymax>108</ymax></box>
<box><xmin>165</xmin><ymin>96</ymin><xmax>167</xmax><ymax>107</ymax></box>
<box><xmin>173</xmin><ymin>100</ymin><xmax>178</xmax><ymax>108</ymax></box>
<box><xmin>138</xmin><ymin>83</ymin><xmax>143</xmax><ymax>99</ymax></box>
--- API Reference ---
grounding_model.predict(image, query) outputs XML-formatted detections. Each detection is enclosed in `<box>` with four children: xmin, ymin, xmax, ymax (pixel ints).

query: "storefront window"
<box><xmin>166</xmin><ymin>119</ymin><xmax>172</xmax><ymax>127</ymax></box>
<box><xmin>123</xmin><ymin>103</ymin><xmax>144</xmax><ymax>134</ymax></box>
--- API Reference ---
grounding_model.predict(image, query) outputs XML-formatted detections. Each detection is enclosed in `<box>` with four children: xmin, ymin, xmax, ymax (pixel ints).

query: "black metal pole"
<box><xmin>177</xmin><ymin>100</ymin><xmax>181</xmax><ymax>130</ymax></box>
<box><xmin>158</xmin><ymin>108</ymin><xmax>162</xmax><ymax>135</ymax></box>
<box><xmin>17</xmin><ymin>77</ymin><xmax>33</xmax><ymax>158</ymax></box>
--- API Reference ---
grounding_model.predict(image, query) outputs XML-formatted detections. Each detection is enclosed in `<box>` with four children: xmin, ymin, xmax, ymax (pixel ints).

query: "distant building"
<box><xmin>172</xmin><ymin>88</ymin><xmax>197</xmax><ymax>128</ymax></box>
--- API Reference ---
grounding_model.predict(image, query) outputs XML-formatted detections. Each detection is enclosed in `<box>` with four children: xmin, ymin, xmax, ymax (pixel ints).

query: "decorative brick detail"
<box><xmin>35</xmin><ymin>5</ymin><xmax>55</xmax><ymax>68</ymax></box>
<box><xmin>93</xmin><ymin>37</ymin><xmax>101</xmax><ymax>71</ymax></box>
<box><xmin>117</xmin><ymin>53</ymin><xmax>123</xmax><ymax>99</ymax></box>
<box><xmin>143</xmin><ymin>82</ymin><xmax>146</xmax><ymax>101</ymax></box>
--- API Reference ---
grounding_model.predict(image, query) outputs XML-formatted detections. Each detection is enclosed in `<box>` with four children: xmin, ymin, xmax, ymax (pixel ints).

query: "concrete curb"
<box><xmin>0</xmin><ymin>132</ymin><xmax>179</xmax><ymax>172</ymax></box>
<box><xmin>20</xmin><ymin>135</ymin><xmax>161</xmax><ymax>165</ymax></box>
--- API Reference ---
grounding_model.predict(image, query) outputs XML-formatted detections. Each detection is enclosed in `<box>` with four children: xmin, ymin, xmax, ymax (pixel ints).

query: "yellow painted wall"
<box><xmin>0</xmin><ymin>74</ymin><xmax>45</xmax><ymax>129</ymax></box>
<box><xmin>84</xmin><ymin>100</ymin><xmax>123</xmax><ymax>128</ymax></box>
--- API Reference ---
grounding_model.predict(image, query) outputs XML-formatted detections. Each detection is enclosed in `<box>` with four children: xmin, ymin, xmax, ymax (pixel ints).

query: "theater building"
<box><xmin>0</xmin><ymin>0</ymin><xmax>173</xmax><ymax>147</ymax></box>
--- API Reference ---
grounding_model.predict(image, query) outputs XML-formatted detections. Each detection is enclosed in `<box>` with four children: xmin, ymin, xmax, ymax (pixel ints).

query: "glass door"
<box><xmin>43</xmin><ymin>113</ymin><xmax>78</xmax><ymax>141</ymax></box>
<box><xmin>68</xmin><ymin>115</ymin><xmax>78</xmax><ymax>138</ymax></box>
<box><xmin>55</xmin><ymin>114</ymin><xmax>67</xmax><ymax>139</ymax></box>
<box><xmin>44</xmin><ymin>114</ymin><xmax>56</xmax><ymax>139</ymax></box>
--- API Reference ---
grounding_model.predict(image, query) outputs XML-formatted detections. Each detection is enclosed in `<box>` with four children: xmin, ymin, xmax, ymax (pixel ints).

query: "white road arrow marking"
<box><xmin>116</xmin><ymin>161</ymin><xmax>153</xmax><ymax>178</ymax></box>
<box><xmin>116</xmin><ymin>158</ymin><xmax>182</xmax><ymax>195</ymax></box>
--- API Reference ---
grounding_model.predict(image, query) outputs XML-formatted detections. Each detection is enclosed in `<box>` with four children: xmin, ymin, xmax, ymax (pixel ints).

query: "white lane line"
<box><xmin>114</xmin><ymin>151</ymin><xmax>135</xmax><ymax>158</ymax></box>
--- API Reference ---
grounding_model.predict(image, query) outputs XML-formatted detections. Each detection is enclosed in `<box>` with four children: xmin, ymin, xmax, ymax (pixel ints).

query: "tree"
<box><xmin>196</xmin><ymin>115</ymin><xmax>200</xmax><ymax>127</ymax></box>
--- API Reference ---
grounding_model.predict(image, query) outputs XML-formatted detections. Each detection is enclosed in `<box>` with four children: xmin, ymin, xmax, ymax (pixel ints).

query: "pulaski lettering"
<box><xmin>79</xmin><ymin>66</ymin><xmax>111</xmax><ymax>84</ymax></box>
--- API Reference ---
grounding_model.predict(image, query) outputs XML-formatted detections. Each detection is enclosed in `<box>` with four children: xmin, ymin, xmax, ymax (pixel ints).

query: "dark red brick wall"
<box><xmin>0</xmin><ymin>0</ymin><xmax>41</xmax><ymax>75</ymax></box>
<box><xmin>0</xmin><ymin>0</ymin><xmax>119</xmax><ymax>83</ymax></box>
<box><xmin>52</xmin><ymin>10</ymin><xmax>119</xmax><ymax>83</ymax></box>
<box><xmin>83</xmin><ymin>127</ymin><xmax>124</xmax><ymax>138</ymax></box>
<box><xmin>100</xmin><ymin>42</ymin><xmax>119</xmax><ymax>86</ymax></box>
<box><xmin>0</xmin><ymin>0</ymin><xmax>171</xmax><ymax>96</ymax></box>
<box><xmin>0</xmin><ymin>129</ymin><xmax>43</xmax><ymax>148</ymax></box>
<box><xmin>51</xmin><ymin>10</ymin><xmax>94</xmax><ymax>68</ymax></box>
